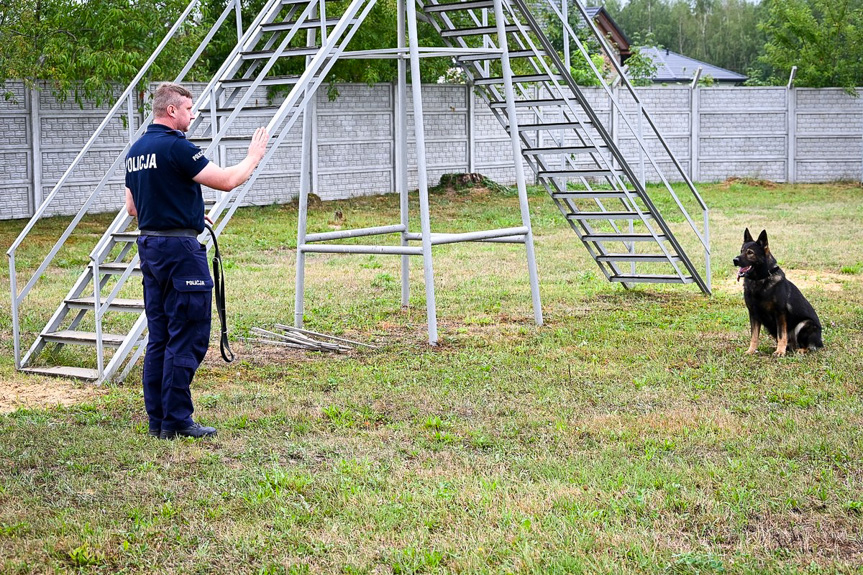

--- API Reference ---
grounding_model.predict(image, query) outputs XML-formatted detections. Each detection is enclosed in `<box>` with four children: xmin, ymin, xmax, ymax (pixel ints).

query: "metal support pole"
<box><xmin>126</xmin><ymin>93</ymin><xmax>136</xmax><ymax>143</ymax></box>
<box><xmin>397</xmin><ymin>0</ymin><xmax>410</xmax><ymax>307</ymax></box>
<box><xmin>703</xmin><ymin>208</ymin><xmax>711</xmax><ymax>292</ymax></box>
<box><xmin>467</xmin><ymin>83</ymin><xmax>475</xmax><ymax>174</ymax></box>
<box><xmin>405</xmin><ymin>0</ymin><xmax>438</xmax><ymax>343</ymax></box>
<box><xmin>29</xmin><ymin>87</ymin><xmax>42</xmax><ymax>214</ymax></box>
<box><xmin>9</xmin><ymin>253</ymin><xmax>20</xmax><ymax>368</ymax></box>
<box><xmin>562</xmin><ymin>0</ymin><xmax>570</xmax><ymax>71</ymax></box>
<box><xmin>492</xmin><ymin>0</ymin><xmax>542</xmax><ymax>325</ymax></box>
<box><xmin>294</xmin><ymin>8</ymin><xmax>319</xmax><ymax>328</ymax></box>
<box><xmin>91</xmin><ymin>256</ymin><xmax>104</xmax><ymax>380</ymax></box>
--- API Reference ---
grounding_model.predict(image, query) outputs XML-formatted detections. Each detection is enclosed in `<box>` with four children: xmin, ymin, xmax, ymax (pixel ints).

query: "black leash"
<box><xmin>204</xmin><ymin>223</ymin><xmax>234</xmax><ymax>363</ymax></box>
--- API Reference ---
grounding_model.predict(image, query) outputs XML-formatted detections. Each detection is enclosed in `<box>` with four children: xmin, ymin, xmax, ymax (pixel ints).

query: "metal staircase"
<box><xmin>419</xmin><ymin>0</ymin><xmax>711</xmax><ymax>292</ymax></box>
<box><xmin>7</xmin><ymin>0</ymin><xmax>379</xmax><ymax>382</ymax></box>
<box><xmin>7</xmin><ymin>0</ymin><xmax>710</xmax><ymax>384</ymax></box>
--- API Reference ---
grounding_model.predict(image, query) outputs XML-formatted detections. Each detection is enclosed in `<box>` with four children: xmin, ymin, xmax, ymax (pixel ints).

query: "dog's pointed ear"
<box><xmin>743</xmin><ymin>228</ymin><xmax>753</xmax><ymax>243</ymax></box>
<box><xmin>757</xmin><ymin>230</ymin><xmax>770</xmax><ymax>254</ymax></box>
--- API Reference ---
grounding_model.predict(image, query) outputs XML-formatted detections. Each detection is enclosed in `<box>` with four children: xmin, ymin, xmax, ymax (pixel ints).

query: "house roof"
<box><xmin>639</xmin><ymin>47</ymin><xmax>748</xmax><ymax>83</ymax></box>
<box><xmin>583</xmin><ymin>6</ymin><xmax>631</xmax><ymax>61</ymax></box>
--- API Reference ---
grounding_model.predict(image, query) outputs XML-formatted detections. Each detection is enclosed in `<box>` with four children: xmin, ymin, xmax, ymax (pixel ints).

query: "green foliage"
<box><xmin>198</xmin><ymin>0</ymin><xmax>452</xmax><ymax>89</ymax></box>
<box><xmin>0</xmin><ymin>0</ymin><xmax>205</xmax><ymax>105</ymax></box>
<box><xmin>759</xmin><ymin>0</ymin><xmax>863</xmax><ymax>92</ymax></box>
<box><xmin>602</xmin><ymin>0</ymin><xmax>768</xmax><ymax>80</ymax></box>
<box><xmin>623</xmin><ymin>35</ymin><xmax>659</xmax><ymax>86</ymax></box>
<box><xmin>569</xmin><ymin>52</ymin><xmax>608</xmax><ymax>86</ymax></box>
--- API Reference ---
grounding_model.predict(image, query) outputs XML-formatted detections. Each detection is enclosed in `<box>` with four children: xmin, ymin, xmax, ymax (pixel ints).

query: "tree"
<box><xmin>603</xmin><ymin>0</ymin><xmax>766</xmax><ymax>77</ymax></box>
<box><xmin>0</xmin><ymin>0</ymin><xmax>205</xmax><ymax>104</ymax></box>
<box><xmin>0</xmin><ymin>0</ymin><xmax>454</xmax><ymax>105</ymax></box>
<box><xmin>759</xmin><ymin>0</ymin><xmax>863</xmax><ymax>91</ymax></box>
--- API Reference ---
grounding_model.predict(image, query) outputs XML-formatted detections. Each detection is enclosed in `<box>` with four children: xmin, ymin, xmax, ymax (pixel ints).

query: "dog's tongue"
<box><xmin>737</xmin><ymin>266</ymin><xmax>751</xmax><ymax>282</ymax></box>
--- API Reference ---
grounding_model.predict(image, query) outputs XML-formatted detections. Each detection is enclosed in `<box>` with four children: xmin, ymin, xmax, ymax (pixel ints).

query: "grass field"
<box><xmin>1</xmin><ymin>180</ymin><xmax>862</xmax><ymax>573</ymax></box>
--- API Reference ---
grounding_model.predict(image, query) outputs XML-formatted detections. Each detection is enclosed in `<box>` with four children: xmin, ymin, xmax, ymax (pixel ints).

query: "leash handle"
<box><xmin>204</xmin><ymin>223</ymin><xmax>234</xmax><ymax>363</ymax></box>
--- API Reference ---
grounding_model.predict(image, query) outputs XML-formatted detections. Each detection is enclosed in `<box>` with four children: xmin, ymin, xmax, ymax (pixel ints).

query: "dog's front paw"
<box><xmin>773</xmin><ymin>349</ymin><xmax>786</xmax><ymax>357</ymax></box>
<box><xmin>745</xmin><ymin>347</ymin><xmax>758</xmax><ymax>355</ymax></box>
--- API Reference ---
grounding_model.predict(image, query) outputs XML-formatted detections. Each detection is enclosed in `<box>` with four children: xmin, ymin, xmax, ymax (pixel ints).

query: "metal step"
<box><xmin>188</xmin><ymin>136</ymin><xmax>260</xmax><ymax>145</ymax></box>
<box><xmin>539</xmin><ymin>169</ymin><xmax>616</xmax><ymax>179</ymax></box>
<box><xmin>552</xmin><ymin>191</ymin><xmax>633</xmax><ymax>200</ymax></box>
<box><xmin>219</xmin><ymin>75</ymin><xmax>305</xmax><ymax>88</ymax></box>
<box><xmin>66</xmin><ymin>297</ymin><xmax>145</xmax><ymax>312</ymax></box>
<box><xmin>597</xmin><ymin>253</ymin><xmax>682</xmax><ymax>263</ymax></box>
<box><xmin>567</xmin><ymin>211</ymin><xmax>651</xmax><ymax>221</ymax></box>
<box><xmin>610</xmin><ymin>274</ymin><xmax>693</xmax><ymax>284</ymax></box>
<box><xmin>582</xmin><ymin>233</ymin><xmax>667</xmax><ymax>242</ymax></box>
<box><xmin>425</xmin><ymin>0</ymin><xmax>495</xmax><ymax>13</ymax></box>
<box><xmin>20</xmin><ymin>366</ymin><xmax>101</xmax><ymax>380</ymax></box>
<box><xmin>524</xmin><ymin>145</ymin><xmax>604</xmax><ymax>155</ymax></box>
<box><xmin>441</xmin><ymin>24</ymin><xmax>520</xmax><ymax>38</ymax></box>
<box><xmin>196</xmin><ymin>105</ymin><xmax>282</xmax><ymax>115</ymax></box>
<box><xmin>514</xmin><ymin>121</ymin><xmax>588</xmax><ymax>131</ymax></box>
<box><xmin>490</xmin><ymin>98</ymin><xmax>569</xmax><ymax>109</ymax></box>
<box><xmin>474</xmin><ymin>74</ymin><xmax>564</xmax><ymax>86</ymax></box>
<box><xmin>259</xmin><ymin>19</ymin><xmax>356</xmax><ymax>32</ymax></box>
<box><xmin>457</xmin><ymin>49</ymin><xmax>542</xmax><ymax>62</ymax></box>
<box><xmin>43</xmin><ymin>330</ymin><xmax>128</xmax><ymax>347</ymax></box>
<box><xmin>239</xmin><ymin>46</ymin><xmax>321</xmax><ymax>60</ymax></box>
<box><xmin>91</xmin><ymin>262</ymin><xmax>141</xmax><ymax>275</ymax></box>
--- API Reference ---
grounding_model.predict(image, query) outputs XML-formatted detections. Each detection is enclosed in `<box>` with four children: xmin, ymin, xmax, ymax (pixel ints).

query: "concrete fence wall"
<box><xmin>1</xmin><ymin>81</ymin><xmax>861</xmax><ymax>221</ymax></box>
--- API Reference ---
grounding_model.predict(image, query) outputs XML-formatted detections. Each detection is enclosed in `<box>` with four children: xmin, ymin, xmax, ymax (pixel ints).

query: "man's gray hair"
<box><xmin>152</xmin><ymin>82</ymin><xmax>193</xmax><ymax>118</ymax></box>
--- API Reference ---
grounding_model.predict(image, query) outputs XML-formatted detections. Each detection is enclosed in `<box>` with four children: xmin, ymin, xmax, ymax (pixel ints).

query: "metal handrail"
<box><xmin>543</xmin><ymin>0</ymin><xmax>710</xmax><ymax>227</ymax></box>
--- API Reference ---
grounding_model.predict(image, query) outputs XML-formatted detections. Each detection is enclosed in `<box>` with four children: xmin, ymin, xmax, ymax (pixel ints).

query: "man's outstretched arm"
<box><xmin>194</xmin><ymin>127</ymin><xmax>270</xmax><ymax>192</ymax></box>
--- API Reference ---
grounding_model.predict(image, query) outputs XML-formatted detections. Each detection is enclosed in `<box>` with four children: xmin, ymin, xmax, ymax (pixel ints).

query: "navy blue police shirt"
<box><xmin>125</xmin><ymin>123</ymin><xmax>210</xmax><ymax>233</ymax></box>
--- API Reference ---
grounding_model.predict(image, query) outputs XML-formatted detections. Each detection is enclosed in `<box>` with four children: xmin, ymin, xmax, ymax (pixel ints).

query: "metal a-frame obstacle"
<box><xmin>6</xmin><ymin>0</ymin><xmax>711</xmax><ymax>383</ymax></box>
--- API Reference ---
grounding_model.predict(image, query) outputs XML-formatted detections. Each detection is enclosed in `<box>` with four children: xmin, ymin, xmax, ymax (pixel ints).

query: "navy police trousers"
<box><xmin>138</xmin><ymin>236</ymin><xmax>213</xmax><ymax>433</ymax></box>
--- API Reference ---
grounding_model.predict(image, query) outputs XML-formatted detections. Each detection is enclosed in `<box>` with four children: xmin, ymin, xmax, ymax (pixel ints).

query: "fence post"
<box><xmin>690</xmin><ymin>84</ymin><xmax>699</xmax><ymax>182</ymax></box>
<box><xmin>467</xmin><ymin>83</ymin><xmax>475</xmax><ymax>174</ymax></box>
<box><xmin>787</xmin><ymin>85</ymin><xmax>796</xmax><ymax>184</ymax></box>
<box><xmin>29</xmin><ymin>87</ymin><xmax>43</xmax><ymax>215</ymax></box>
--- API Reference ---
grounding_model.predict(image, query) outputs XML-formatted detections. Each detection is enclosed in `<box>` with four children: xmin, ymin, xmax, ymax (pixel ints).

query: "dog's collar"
<box><xmin>769</xmin><ymin>265</ymin><xmax>781</xmax><ymax>275</ymax></box>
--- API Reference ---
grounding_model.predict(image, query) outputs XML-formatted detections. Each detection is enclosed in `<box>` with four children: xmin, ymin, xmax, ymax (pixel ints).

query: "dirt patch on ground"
<box><xmin>719</xmin><ymin>176</ymin><xmax>781</xmax><ymax>189</ymax></box>
<box><xmin>0</xmin><ymin>376</ymin><xmax>106</xmax><ymax>414</ymax></box>
<box><xmin>745</xmin><ymin>512</ymin><xmax>863</xmax><ymax>562</ymax></box>
<box><xmin>714</xmin><ymin>269</ymin><xmax>854</xmax><ymax>296</ymax></box>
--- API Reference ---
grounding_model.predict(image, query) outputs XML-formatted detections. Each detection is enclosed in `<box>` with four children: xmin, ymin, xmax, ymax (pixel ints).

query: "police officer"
<box><xmin>125</xmin><ymin>82</ymin><xmax>269</xmax><ymax>439</ymax></box>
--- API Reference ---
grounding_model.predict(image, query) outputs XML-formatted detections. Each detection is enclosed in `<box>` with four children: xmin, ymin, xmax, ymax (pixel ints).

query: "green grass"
<box><xmin>1</xmin><ymin>181</ymin><xmax>862</xmax><ymax>573</ymax></box>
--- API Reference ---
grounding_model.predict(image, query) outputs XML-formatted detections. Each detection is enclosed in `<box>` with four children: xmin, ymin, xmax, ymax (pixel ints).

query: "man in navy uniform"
<box><xmin>125</xmin><ymin>82</ymin><xmax>269</xmax><ymax>439</ymax></box>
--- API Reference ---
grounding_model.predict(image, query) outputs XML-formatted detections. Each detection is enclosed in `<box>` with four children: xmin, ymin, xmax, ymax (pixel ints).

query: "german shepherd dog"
<box><xmin>733</xmin><ymin>229</ymin><xmax>823</xmax><ymax>356</ymax></box>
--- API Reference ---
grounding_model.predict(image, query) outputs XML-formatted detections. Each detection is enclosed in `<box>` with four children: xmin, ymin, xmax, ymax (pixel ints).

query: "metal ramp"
<box><xmin>419</xmin><ymin>0</ymin><xmax>711</xmax><ymax>292</ymax></box>
<box><xmin>7</xmin><ymin>0</ymin><xmax>710</xmax><ymax>385</ymax></box>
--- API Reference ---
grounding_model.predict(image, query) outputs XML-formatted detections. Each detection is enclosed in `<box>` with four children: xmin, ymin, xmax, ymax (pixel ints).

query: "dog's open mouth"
<box><xmin>737</xmin><ymin>266</ymin><xmax>751</xmax><ymax>282</ymax></box>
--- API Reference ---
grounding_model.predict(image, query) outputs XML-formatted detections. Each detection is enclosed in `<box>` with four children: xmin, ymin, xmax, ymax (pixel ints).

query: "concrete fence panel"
<box><xmin>0</xmin><ymin>81</ymin><xmax>861</xmax><ymax>221</ymax></box>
